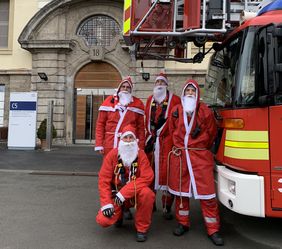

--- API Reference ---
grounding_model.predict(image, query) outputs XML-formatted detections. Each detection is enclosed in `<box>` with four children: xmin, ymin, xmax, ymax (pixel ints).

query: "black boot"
<box><xmin>173</xmin><ymin>223</ymin><xmax>189</xmax><ymax>236</ymax></box>
<box><xmin>153</xmin><ymin>202</ymin><xmax>157</xmax><ymax>212</ymax></box>
<box><xmin>208</xmin><ymin>232</ymin><xmax>224</xmax><ymax>246</ymax></box>
<box><xmin>136</xmin><ymin>231</ymin><xmax>147</xmax><ymax>242</ymax></box>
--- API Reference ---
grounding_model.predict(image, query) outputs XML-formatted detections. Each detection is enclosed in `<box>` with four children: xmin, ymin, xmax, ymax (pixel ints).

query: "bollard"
<box><xmin>45</xmin><ymin>100</ymin><xmax>54</xmax><ymax>151</ymax></box>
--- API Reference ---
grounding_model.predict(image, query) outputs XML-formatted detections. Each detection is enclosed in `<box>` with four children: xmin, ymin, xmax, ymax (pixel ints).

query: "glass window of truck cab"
<box><xmin>205</xmin><ymin>25</ymin><xmax>282</xmax><ymax>107</ymax></box>
<box><xmin>205</xmin><ymin>27</ymin><xmax>259</xmax><ymax>107</ymax></box>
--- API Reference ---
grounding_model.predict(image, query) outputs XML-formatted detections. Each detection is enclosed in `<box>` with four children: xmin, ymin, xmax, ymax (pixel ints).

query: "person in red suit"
<box><xmin>96</xmin><ymin>125</ymin><xmax>155</xmax><ymax>242</ymax></box>
<box><xmin>144</xmin><ymin>73</ymin><xmax>181</xmax><ymax>219</ymax></box>
<box><xmin>95</xmin><ymin>76</ymin><xmax>145</xmax><ymax>156</ymax></box>
<box><xmin>168</xmin><ymin>79</ymin><xmax>224</xmax><ymax>246</ymax></box>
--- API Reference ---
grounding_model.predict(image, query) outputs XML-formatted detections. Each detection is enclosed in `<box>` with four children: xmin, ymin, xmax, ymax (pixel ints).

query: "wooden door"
<box><xmin>74</xmin><ymin>62</ymin><xmax>121</xmax><ymax>143</ymax></box>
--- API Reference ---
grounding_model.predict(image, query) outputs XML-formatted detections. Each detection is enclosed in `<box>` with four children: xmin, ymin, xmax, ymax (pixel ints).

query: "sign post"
<box><xmin>45</xmin><ymin>100</ymin><xmax>54</xmax><ymax>151</ymax></box>
<box><xmin>8</xmin><ymin>92</ymin><xmax>38</xmax><ymax>150</ymax></box>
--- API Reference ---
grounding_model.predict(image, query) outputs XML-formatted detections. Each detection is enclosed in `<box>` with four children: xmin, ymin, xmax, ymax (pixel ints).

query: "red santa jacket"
<box><xmin>98</xmin><ymin>148</ymin><xmax>154</xmax><ymax>211</ymax></box>
<box><xmin>145</xmin><ymin>91</ymin><xmax>181</xmax><ymax>190</ymax></box>
<box><xmin>168</xmin><ymin>80</ymin><xmax>217</xmax><ymax>199</ymax></box>
<box><xmin>95</xmin><ymin>95</ymin><xmax>145</xmax><ymax>155</ymax></box>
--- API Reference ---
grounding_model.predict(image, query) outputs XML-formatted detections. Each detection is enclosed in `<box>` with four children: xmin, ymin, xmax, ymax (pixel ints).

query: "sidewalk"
<box><xmin>0</xmin><ymin>144</ymin><xmax>102</xmax><ymax>174</ymax></box>
<box><xmin>0</xmin><ymin>143</ymin><xmax>282</xmax><ymax>248</ymax></box>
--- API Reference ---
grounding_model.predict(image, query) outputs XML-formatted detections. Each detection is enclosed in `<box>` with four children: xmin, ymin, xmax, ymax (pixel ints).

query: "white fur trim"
<box><xmin>179</xmin><ymin>210</ymin><xmax>189</xmax><ymax>216</ymax></box>
<box><xmin>113</xmin><ymin>109</ymin><xmax>128</xmax><ymax>148</ymax></box>
<box><xmin>155</xmin><ymin>76</ymin><xmax>168</xmax><ymax>85</ymax></box>
<box><xmin>101</xmin><ymin>203</ymin><xmax>114</xmax><ymax>211</ymax></box>
<box><xmin>116</xmin><ymin>192</ymin><xmax>125</xmax><ymax>202</ymax></box>
<box><xmin>127</xmin><ymin>107</ymin><xmax>145</xmax><ymax>115</ymax></box>
<box><xmin>95</xmin><ymin>146</ymin><xmax>104</xmax><ymax>151</ymax></box>
<box><xmin>181</xmin><ymin>82</ymin><xmax>198</xmax><ymax>98</ymax></box>
<box><xmin>195</xmin><ymin>193</ymin><xmax>216</xmax><ymax>200</ymax></box>
<box><xmin>121</xmin><ymin>131</ymin><xmax>136</xmax><ymax>139</ymax></box>
<box><xmin>99</xmin><ymin>106</ymin><xmax>116</xmax><ymax>112</ymax></box>
<box><xmin>168</xmin><ymin>187</ymin><xmax>192</xmax><ymax>197</ymax></box>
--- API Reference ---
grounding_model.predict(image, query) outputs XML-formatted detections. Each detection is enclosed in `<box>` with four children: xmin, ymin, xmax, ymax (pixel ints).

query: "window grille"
<box><xmin>77</xmin><ymin>15</ymin><xmax>121</xmax><ymax>46</ymax></box>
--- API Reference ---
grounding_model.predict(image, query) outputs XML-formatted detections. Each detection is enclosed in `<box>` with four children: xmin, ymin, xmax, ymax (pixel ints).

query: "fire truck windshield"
<box><xmin>205</xmin><ymin>28</ymin><xmax>258</xmax><ymax>107</ymax></box>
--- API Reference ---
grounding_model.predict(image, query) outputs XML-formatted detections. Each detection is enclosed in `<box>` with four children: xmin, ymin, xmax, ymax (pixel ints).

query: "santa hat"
<box><xmin>117</xmin><ymin>76</ymin><xmax>133</xmax><ymax>92</ymax></box>
<box><xmin>120</xmin><ymin>124</ymin><xmax>136</xmax><ymax>140</ymax></box>
<box><xmin>185</xmin><ymin>79</ymin><xmax>197</xmax><ymax>90</ymax></box>
<box><xmin>182</xmin><ymin>79</ymin><xmax>199</xmax><ymax>98</ymax></box>
<box><xmin>155</xmin><ymin>72</ymin><xmax>168</xmax><ymax>85</ymax></box>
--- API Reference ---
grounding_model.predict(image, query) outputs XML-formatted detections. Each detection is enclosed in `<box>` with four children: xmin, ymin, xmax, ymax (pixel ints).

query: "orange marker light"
<box><xmin>222</xmin><ymin>118</ymin><xmax>244</xmax><ymax>129</ymax></box>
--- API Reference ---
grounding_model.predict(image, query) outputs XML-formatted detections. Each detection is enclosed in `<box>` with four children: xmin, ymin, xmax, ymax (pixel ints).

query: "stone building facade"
<box><xmin>1</xmin><ymin>0</ymin><xmax>208</xmax><ymax>145</ymax></box>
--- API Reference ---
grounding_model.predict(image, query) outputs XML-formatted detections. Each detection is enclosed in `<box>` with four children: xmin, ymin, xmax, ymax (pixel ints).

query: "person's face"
<box><xmin>121</xmin><ymin>134</ymin><xmax>135</xmax><ymax>143</ymax></box>
<box><xmin>119</xmin><ymin>82</ymin><xmax>132</xmax><ymax>93</ymax></box>
<box><xmin>155</xmin><ymin>79</ymin><xmax>167</xmax><ymax>86</ymax></box>
<box><xmin>184</xmin><ymin>85</ymin><xmax>196</xmax><ymax>97</ymax></box>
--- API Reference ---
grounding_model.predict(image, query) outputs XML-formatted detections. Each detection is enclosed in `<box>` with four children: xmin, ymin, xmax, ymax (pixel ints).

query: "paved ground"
<box><xmin>0</xmin><ymin>144</ymin><xmax>102</xmax><ymax>173</ymax></box>
<box><xmin>0</xmin><ymin>144</ymin><xmax>281</xmax><ymax>249</ymax></box>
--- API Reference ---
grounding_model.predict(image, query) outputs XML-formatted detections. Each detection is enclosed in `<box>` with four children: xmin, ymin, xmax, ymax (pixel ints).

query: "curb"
<box><xmin>0</xmin><ymin>169</ymin><xmax>99</xmax><ymax>176</ymax></box>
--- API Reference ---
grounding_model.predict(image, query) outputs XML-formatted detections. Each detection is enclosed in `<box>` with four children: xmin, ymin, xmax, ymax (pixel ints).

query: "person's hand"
<box><xmin>98</xmin><ymin>149</ymin><xmax>104</xmax><ymax>155</ymax></box>
<box><xmin>102</xmin><ymin>207</ymin><xmax>114</xmax><ymax>217</ymax></box>
<box><xmin>114</xmin><ymin>196</ymin><xmax>123</xmax><ymax>206</ymax></box>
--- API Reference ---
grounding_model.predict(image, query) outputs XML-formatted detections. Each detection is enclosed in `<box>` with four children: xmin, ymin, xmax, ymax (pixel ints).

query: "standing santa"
<box><xmin>95</xmin><ymin>76</ymin><xmax>145</xmax><ymax>156</ymax></box>
<box><xmin>168</xmin><ymin>79</ymin><xmax>224</xmax><ymax>246</ymax></box>
<box><xmin>145</xmin><ymin>72</ymin><xmax>181</xmax><ymax>219</ymax></box>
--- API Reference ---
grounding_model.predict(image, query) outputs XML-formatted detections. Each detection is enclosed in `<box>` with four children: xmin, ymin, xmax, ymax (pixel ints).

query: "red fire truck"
<box><xmin>123</xmin><ymin>0</ymin><xmax>282</xmax><ymax>218</ymax></box>
<box><xmin>205</xmin><ymin>1</ymin><xmax>282</xmax><ymax>218</ymax></box>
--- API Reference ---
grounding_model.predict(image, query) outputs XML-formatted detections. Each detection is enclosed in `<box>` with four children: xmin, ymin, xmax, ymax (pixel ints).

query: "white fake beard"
<box><xmin>183</xmin><ymin>95</ymin><xmax>196</xmax><ymax>115</ymax></box>
<box><xmin>153</xmin><ymin>85</ymin><xmax>167</xmax><ymax>103</ymax></box>
<box><xmin>118</xmin><ymin>140</ymin><xmax>138</xmax><ymax>167</ymax></box>
<box><xmin>118</xmin><ymin>91</ymin><xmax>132</xmax><ymax>106</ymax></box>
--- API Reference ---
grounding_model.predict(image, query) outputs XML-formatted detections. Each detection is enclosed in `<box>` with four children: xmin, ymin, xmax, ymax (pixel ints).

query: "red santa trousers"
<box><xmin>96</xmin><ymin>186</ymin><xmax>155</xmax><ymax>233</ymax></box>
<box><xmin>175</xmin><ymin>196</ymin><xmax>220</xmax><ymax>235</ymax></box>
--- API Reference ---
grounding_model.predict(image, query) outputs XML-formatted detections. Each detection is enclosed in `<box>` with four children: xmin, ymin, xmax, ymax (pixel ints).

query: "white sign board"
<box><xmin>8</xmin><ymin>92</ymin><xmax>38</xmax><ymax>150</ymax></box>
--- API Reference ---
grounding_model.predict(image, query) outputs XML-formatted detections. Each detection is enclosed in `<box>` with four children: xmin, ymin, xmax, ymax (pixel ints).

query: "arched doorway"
<box><xmin>74</xmin><ymin>62</ymin><xmax>121</xmax><ymax>143</ymax></box>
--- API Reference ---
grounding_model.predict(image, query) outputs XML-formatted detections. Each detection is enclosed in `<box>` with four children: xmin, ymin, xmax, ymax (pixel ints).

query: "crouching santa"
<box><xmin>96</xmin><ymin>125</ymin><xmax>155</xmax><ymax>242</ymax></box>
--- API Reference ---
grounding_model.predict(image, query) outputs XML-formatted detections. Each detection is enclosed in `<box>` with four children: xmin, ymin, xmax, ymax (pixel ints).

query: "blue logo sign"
<box><xmin>10</xmin><ymin>101</ymin><xmax>37</xmax><ymax>111</ymax></box>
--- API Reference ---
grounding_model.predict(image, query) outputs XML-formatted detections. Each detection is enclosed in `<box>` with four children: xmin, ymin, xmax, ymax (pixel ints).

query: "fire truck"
<box><xmin>123</xmin><ymin>0</ymin><xmax>282</xmax><ymax>218</ymax></box>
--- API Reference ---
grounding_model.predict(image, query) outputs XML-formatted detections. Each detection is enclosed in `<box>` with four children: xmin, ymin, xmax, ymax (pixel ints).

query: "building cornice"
<box><xmin>0</xmin><ymin>69</ymin><xmax>32</xmax><ymax>75</ymax></box>
<box><xmin>165</xmin><ymin>69</ymin><xmax>207</xmax><ymax>75</ymax></box>
<box><xmin>20</xmin><ymin>40</ymin><xmax>76</xmax><ymax>52</ymax></box>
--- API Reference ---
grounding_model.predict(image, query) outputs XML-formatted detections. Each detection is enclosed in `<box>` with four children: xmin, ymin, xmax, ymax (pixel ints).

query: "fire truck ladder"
<box><xmin>123</xmin><ymin>0</ymin><xmax>264</xmax><ymax>62</ymax></box>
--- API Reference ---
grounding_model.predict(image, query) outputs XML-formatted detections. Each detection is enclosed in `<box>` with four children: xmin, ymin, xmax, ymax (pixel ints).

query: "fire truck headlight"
<box><xmin>228</xmin><ymin>180</ymin><xmax>236</xmax><ymax>195</ymax></box>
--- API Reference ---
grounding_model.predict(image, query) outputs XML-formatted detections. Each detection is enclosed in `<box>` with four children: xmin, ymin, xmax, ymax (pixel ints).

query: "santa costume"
<box><xmin>168</xmin><ymin>79</ymin><xmax>221</xmax><ymax>237</ymax></box>
<box><xmin>96</xmin><ymin>125</ymin><xmax>155</xmax><ymax>236</ymax></box>
<box><xmin>95</xmin><ymin>76</ymin><xmax>145</xmax><ymax>156</ymax></box>
<box><xmin>145</xmin><ymin>73</ymin><xmax>181</xmax><ymax>213</ymax></box>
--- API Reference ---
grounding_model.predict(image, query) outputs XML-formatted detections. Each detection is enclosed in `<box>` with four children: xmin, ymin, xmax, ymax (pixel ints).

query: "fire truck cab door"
<box><xmin>269</xmin><ymin>105</ymin><xmax>282</xmax><ymax>209</ymax></box>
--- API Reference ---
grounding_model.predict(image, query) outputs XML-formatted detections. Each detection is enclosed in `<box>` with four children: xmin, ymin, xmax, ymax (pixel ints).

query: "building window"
<box><xmin>0</xmin><ymin>0</ymin><xmax>9</xmax><ymax>48</ymax></box>
<box><xmin>77</xmin><ymin>15</ymin><xmax>121</xmax><ymax>46</ymax></box>
<box><xmin>0</xmin><ymin>85</ymin><xmax>5</xmax><ymax>127</ymax></box>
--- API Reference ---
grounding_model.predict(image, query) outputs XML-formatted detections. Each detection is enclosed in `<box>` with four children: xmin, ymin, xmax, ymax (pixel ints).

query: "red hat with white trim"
<box><xmin>155</xmin><ymin>72</ymin><xmax>168</xmax><ymax>85</ymax></box>
<box><xmin>120</xmin><ymin>124</ymin><xmax>136</xmax><ymax>140</ymax></box>
<box><xmin>117</xmin><ymin>76</ymin><xmax>133</xmax><ymax>92</ymax></box>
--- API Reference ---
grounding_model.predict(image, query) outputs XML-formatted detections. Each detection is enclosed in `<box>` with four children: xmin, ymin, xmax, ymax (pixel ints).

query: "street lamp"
<box><xmin>38</xmin><ymin>72</ymin><xmax>48</xmax><ymax>81</ymax></box>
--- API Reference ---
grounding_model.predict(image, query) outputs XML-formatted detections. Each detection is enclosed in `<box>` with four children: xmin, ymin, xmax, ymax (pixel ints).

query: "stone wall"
<box><xmin>0</xmin><ymin>70</ymin><xmax>32</xmax><ymax>127</ymax></box>
<box><xmin>14</xmin><ymin>0</ymin><xmax>208</xmax><ymax>145</ymax></box>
